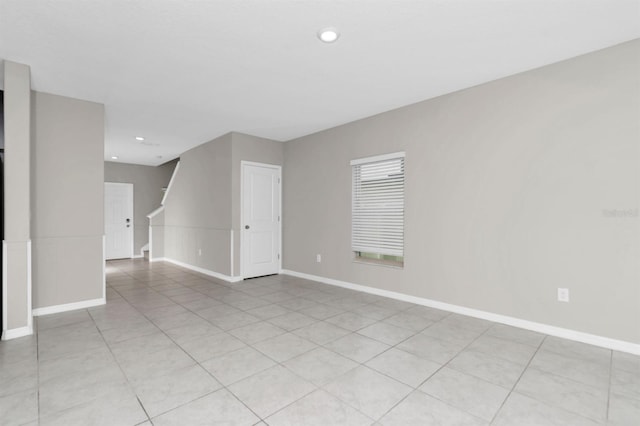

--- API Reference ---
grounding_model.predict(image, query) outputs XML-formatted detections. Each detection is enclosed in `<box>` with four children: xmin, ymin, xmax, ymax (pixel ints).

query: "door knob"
<box><xmin>245</xmin><ymin>225</ymin><xmax>250</xmax><ymax>229</ymax></box>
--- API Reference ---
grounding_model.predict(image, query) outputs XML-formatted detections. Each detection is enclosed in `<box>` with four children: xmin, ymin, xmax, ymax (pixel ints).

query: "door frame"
<box><xmin>240</xmin><ymin>161</ymin><xmax>282</xmax><ymax>279</ymax></box>
<box><xmin>104</xmin><ymin>182</ymin><xmax>134</xmax><ymax>260</ymax></box>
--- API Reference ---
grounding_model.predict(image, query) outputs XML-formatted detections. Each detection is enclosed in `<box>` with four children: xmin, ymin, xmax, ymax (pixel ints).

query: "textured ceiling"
<box><xmin>1</xmin><ymin>0</ymin><xmax>638</xmax><ymax>165</ymax></box>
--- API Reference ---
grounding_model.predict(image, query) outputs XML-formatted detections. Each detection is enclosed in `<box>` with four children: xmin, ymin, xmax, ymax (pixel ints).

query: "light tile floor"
<box><xmin>1</xmin><ymin>259</ymin><xmax>639</xmax><ymax>425</ymax></box>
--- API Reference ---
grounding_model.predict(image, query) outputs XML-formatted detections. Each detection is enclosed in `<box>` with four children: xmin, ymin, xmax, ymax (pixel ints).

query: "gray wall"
<box><xmin>104</xmin><ymin>160</ymin><xmax>176</xmax><ymax>254</ymax></box>
<box><xmin>231</xmin><ymin>133</ymin><xmax>284</xmax><ymax>276</ymax></box>
<box><xmin>31</xmin><ymin>91</ymin><xmax>105</xmax><ymax>309</ymax></box>
<box><xmin>283</xmin><ymin>40</ymin><xmax>640</xmax><ymax>344</ymax></box>
<box><xmin>164</xmin><ymin>133</ymin><xmax>233</xmax><ymax>275</ymax></box>
<box><xmin>162</xmin><ymin>132</ymin><xmax>283</xmax><ymax>278</ymax></box>
<box><xmin>149</xmin><ymin>208</ymin><xmax>165</xmax><ymax>259</ymax></box>
<box><xmin>3</xmin><ymin>61</ymin><xmax>31</xmax><ymax>334</ymax></box>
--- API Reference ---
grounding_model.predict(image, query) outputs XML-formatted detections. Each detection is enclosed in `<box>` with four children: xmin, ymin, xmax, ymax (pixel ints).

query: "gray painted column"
<box><xmin>2</xmin><ymin>61</ymin><xmax>33</xmax><ymax>339</ymax></box>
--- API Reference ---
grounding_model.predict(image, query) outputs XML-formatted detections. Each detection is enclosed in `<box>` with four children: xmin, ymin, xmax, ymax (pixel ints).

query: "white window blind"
<box><xmin>351</xmin><ymin>152</ymin><xmax>405</xmax><ymax>257</ymax></box>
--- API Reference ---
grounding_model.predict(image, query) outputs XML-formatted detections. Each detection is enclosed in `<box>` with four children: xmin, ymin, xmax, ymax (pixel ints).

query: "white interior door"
<box><xmin>105</xmin><ymin>182</ymin><xmax>134</xmax><ymax>260</ymax></box>
<box><xmin>242</xmin><ymin>162</ymin><xmax>281</xmax><ymax>278</ymax></box>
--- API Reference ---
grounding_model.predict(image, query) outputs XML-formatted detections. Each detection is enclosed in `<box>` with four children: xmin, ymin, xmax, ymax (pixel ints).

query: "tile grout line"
<box><xmin>133</xmin><ymin>266</ymin><xmax>416</xmax><ymax>422</ymax></box>
<box><xmin>605</xmin><ymin>349</ymin><xmax>613</xmax><ymax>422</ymax></box>
<box><xmin>487</xmin><ymin>333</ymin><xmax>547</xmax><ymax>425</ymax></box>
<box><xmin>108</xmin><ymin>267</ymin><xmax>269</xmax><ymax>424</ymax></box>
<box><xmin>370</xmin><ymin>318</ymin><xmax>494</xmax><ymax>423</ymax></box>
<box><xmin>36</xmin><ymin>318</ymin><xmax>41</xmax><ymax>426</ymax></box>
<box><xmin>96</xmin><ymin>271</ymin><xmax>155</xmax><ymax>425</ymax></box>
<box><xmin>101</xmin><ymin>260</ymin><xmax>628</xmax><ymax>425</ymax></box>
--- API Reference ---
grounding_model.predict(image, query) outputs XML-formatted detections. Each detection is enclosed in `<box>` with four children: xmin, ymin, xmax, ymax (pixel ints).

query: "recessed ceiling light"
<box><xmin>111</xmin><ymin>156</ymin><xmax>118</xmax><ymax>160</ymax></box>
<box><xmin>135</xmin><ymin>136</ymin><xmax>145</xmax><ymax>141</ymax></box>
<box><xmin>318</xmin><ymin>27</ymin><xmax>340</xmax><ymax>43</ymax></box>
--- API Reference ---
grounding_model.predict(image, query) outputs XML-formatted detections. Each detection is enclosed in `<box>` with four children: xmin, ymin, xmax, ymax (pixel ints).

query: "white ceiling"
<box><xmin>1</xmin><ymin>0</ymin><xmax>638</xmax><ymax>166</ymax></box>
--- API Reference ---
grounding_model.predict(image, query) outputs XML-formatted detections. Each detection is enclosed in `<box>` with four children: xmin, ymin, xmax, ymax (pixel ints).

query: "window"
<box><xmin>351</xmin><ymin>152</ymin><xmax>405</xmax><ymax>266</ymax></box>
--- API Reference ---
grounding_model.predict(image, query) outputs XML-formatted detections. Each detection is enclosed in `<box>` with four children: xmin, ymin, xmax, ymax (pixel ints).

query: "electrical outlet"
<box><xmin>316</xmin><ymin>254</ymin><xmax>322</xmax><ymax>263</ymax></box>
<box><xmin>557</xmin><ymin>288</ymin><xmax>569</xmax><ymax>302</ymax></box>
<box><xmin>198</xmin><ymin>248</ymin><xmax>202</xmax><ymax>256</ymax></box>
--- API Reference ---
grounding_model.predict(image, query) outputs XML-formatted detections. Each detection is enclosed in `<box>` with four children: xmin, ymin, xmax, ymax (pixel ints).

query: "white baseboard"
<box><xmin>2</xmin><ymin>325</ymin><xmax>34</xmax><ymax>340</ymax></box>
<box><xmin>281</xmin><ymin>269</ymin><xmax>640</xmax><ymax>355</ymax></box>
<box><xmin>33</xmin><ymin>297</ymin><xmax>106</xmax><ymax>317</ymax></box>
<box><xmin>132</xmin><ymin>255</ymin><xmax>144</xmax><ymax>259</ymax></box>
<box><xmin>162</xmin><ymin>257</ymin><xmax>243</xmax><ymax>283</ymax></box>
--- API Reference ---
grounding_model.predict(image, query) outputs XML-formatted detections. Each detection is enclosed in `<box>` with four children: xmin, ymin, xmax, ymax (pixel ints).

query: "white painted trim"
<box><xmin>240</xmin><ymin>161</ymin><xmax>282</xmax><ymax>279</ymax></box>
<box><xmin>2</xmin><ymin>325</ymin><xmax>33</xmax><ymax>340</ymax></box>
<box><xmin>149</xmin><ymin>225</ymin><xmax>153</xmax><ymax>260</ymax></box>
<box><xmin>147</xmin><ymin>206</ymin><xmax>164</xmax><ymax>219</ymax></box>
<box><xmin>350</xmin><ymin>151</ymin><xmax>405</xmax><ymax>166</ymax></box>
<box><xmin>33</xmin><ymin>297</ymin><xmax>106</xmax><ymax>317</ymax></box>
<box><xmin>163</xmin><ymin>257</ymin><xmax>243</xmax><ymax>283</ymax></box>
<box><xmin>132</xmin><ymin>255</ymin><xmax>144</xmax><ymax>259</ymax></box>
<box><xmin>1</xmin><ymin>241</ymin><xmax>35</xmax><ymax>340</ymax></box>
<box><xmin>281</xmin><ymin>269</ymin><xmax>640</xmax><ymax>355</ymax></box>
<box><xmin>102</xmin><ymin>235</ymin><xmax>106</xmax><ymax>300</ymax></box>
<box><xmin>161</xmin><ymin>161</ymin><xmax>180</xmax><ymax>206</ymax></box>
<box><xmin>230</xmin><ymin>229</ymin><xmax>234</xmax><ymax>278</ymax></box>
<box><xmin>26</xmin><ymin>240</ymin><xmax>32</xmax><ymax>331</ymax></box>
<box><xmin>150</xmin><ymin>257</ymin><xmax>166</xmax><ymax>263</ymax></box>
<box><xmin>2</xmin><ymin>241</ymin><xmax>8</xmax><ymax>339</ymax></box>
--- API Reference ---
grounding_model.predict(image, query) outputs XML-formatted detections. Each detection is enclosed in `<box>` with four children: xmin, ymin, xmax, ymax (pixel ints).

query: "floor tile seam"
<box><xmin>487</xmin><ymin>334</ymin><xmax>546</xmax><ymax>425</ymax></box>
<box><xmin>135</xmin><ymin>395</ymin><xmax>152</xmax><ymax>423</ymax></box>
<box><xmin>606</xmin><ymin>349</ymin><xmax>614</xmax><ymax>421</ymax></box>
<box><xmin>608</xmin><ymin>388</ymin><xmax>640</xmax><ymax>403</ymax></box>
<box><xmin>480</xmin><ymin>328</ymin><xmax>545</xmax><ymax>349</ymax></box>
<box><xmin>530</xmin><ymin>350</ymin><xmax>614</xmax><ymax>390</ymax></box>
<box><xmin>205</xmin><ymin>353</ymin><xmax>278</xmax><ymax>389</ymax></box>
<box><xmin>227</xmin><ymin>377</ymin><xmax>319</xmax><ymax>423</ymax></box>
<box><xmin>174</xmin><ymin>299</ymin><xmax>243</xmax><ymax>328</ymax></box>
<box><xmin>261</xmin><ymin>386</ymin><xmax>376</xmax><ymax>425</ymax></box>
<box><xmin>375</xmin><ymin>318</ymin><xmax>499</xmax><ymax>423</ymax></box>
<box><xmin>144</xmin><ymin>389</ymin><xmax>223</xmax><ymax>421</ymax></box>
<box><xmin>415</xmin><ymin>387</ymin><xmax>495</xmax><ymax>424</ymax></box>
<box><xmin>461</xmin><ymin>339</ymin><xmax>543</xmax><ymax>368</ymax></box>
<box><xmin>502</xmin><ymin>390</ymin><xmax>609</xmax><ymax>426</ymax></box>
<box><xmin>354</xmin><ymin>323</ymin><xmax>417</xmax><ymax>350</ymax></box>
<box><xmin>318</xmin><ymin>364</ymin><xmax>396</xmax><ymax>422</ymax></box>
<box><xmin>539</xmin><ymin>343</ymin><xmax>613</xmax><ymax>365</ymax></box>
<box><xmin>610</xmin><ymin>356</ymin><xmax>640</xmax><ymax>376</ymax></box>
<box><xmin>358</xmin><ymin>343</ymin><xmax>433</xmax><ymax>388</ymax></box>
<box><xmin>37</xmin><ymin>358</ymin><xmax>141</xmax><ymax>420</ymax></box>
<box><xmin>522</xmin><ymin>363</ymin><xmax>613</xmax><ymax>396</ymax></box>
<box><xmin>36</xmin><ymin>320</ymin><xmax>42</xmax><ymax>425</ymax></box>
<box><xmin>311</xmin><ymin>324</ymin><xmax>474</xmax><ymax>422</ymax></box>
<box><xmin>245</xmin><ymin>335</ymin><xmax>319</xmax><ymax>366</ymax></box>
<box><xmin>395</xmin><ymin>317</ymin><xmax>473</xmax><ymax>355</ymax></box>
<box><xmin>103</xmin><ymin>276</ymin><xmax>250</xmax><ymax>423</ymax></box>
<box><xmin>121</xmin><ymin>296</ymin><xmax>220</xmax><ymax>367</ymax></box>
<box><xmin>89</xmin><ymin>303</ymin><xmax>153</xmax><ymax>425</ymax></box>
<box><xmin>35</xmin><ymin>316</ymin><xmax>95</xmax><ymax>334</ymax></box>
<box><xmin>109</xmin><ymin>265</ymin><xmax>626</xmax><ymax>425</ymax></box>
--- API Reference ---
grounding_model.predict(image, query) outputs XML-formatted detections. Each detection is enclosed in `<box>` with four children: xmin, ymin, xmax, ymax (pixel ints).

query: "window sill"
<box><xmin>352</xmin><ymin>258</ymin><xmax>404</xmax><ymax>269</ymax></box>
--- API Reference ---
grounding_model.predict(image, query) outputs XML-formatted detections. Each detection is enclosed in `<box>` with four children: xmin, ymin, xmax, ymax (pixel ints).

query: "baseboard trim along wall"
<box><xmin>32</xmin><ymin>297</ymin><xmax>106</xmax><ymax>317</ymax></box>
<box><xmin>2</xmin><ymin>325</ymin><xmax>34</xmax><ymax>340</ymax></box>
<box><xmin>281</xmin><ymin>269</ymin><xmax>640</xmax><ymax>355</ymax></box>
<box><xmin>161</xmin><ymin>257</ymin><xmax>243</xmax><ymax>283</ymax></box>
